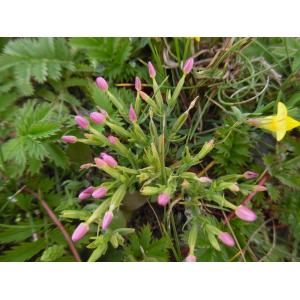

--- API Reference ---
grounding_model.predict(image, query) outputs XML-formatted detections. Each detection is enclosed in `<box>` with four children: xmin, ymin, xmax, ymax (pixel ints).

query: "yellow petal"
<box><xmin>258</xmin><ymin>116</ymin><xmax>277</xmax><ymax>132</ymax></box>
<box><xmin>286</xmin><ymin>116</ymin><xmax>300</xmax><ymax>131</ymax></box>
<box><xmin>277</xmin><ymin>102</ymin><xmax>288</xmax><ymax>119</ymax></box>
<box><xmin>276</xmin><ymin>129</ymin><xmax>287</xmax><ymax>141</ymax></box>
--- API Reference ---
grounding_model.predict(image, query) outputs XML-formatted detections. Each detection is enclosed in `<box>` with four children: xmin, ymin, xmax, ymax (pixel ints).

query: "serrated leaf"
<box><xmin>0</xmin><ymin>239</ymin><xmax>46</xmax><ymax>262</ymax></box>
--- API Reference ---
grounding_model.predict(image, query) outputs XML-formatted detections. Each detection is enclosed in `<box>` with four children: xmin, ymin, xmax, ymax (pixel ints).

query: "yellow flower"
<box><xmin>248</xmin><ymin>102</ymin><xmax>300</xmax><ymax>141</ymax></box>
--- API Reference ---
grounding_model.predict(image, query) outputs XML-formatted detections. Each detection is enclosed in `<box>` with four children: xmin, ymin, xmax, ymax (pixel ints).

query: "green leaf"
<box><xmin>0</xmin><ymin>239</ymin><xmax>46</xmax><ymax>262</ymax></box>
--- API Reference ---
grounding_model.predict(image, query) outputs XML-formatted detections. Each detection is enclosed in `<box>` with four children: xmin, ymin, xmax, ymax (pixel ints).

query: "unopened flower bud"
<box><xmin>94</xmin><ymin>157</ymin><xmax>108</xmax><ymax>168</ymax></box>
<box><xmin>75</xmin><ymin>115</ymin><xmax>89</xmax><ymax>129</ymax></box>
<box><xmin>229</xmin><ymin>183</ymin><xmax>240</xmax><ymax>192</ymax></box>
<box><xmin>157</xmin><ymin>193</ymin><xmax>170</xmax><ymax>206</ymax></box>
<box><xmin>235</xmin><ymin>205</ymin><xmax>257</xmax><ymax>222</ymax></box>
<box><xmin>61</xmin><ymin>135</ymin><xmax>77</xmax><ymax>143</ymax></box>
<box><xmin>80</xmin><ymin>163</ymin><xmax>93</xmax><ymax>170</ymax></box>
<box><xmin>253</xmin><ymin>185</ymin><xmax>268</xmax><ymax>192</ymax></box>
<box><xmin>78</xmin><ymin>186</ymin><xmax>94</xmax><ymax>201</ymax></box>
<box><xmin>243</xmin><ymin>171</ymin><xmax>259</xmax><ymax>179</ymax></box>
<box><xmin>198</xmin><ymin>176</ymin><xmax>212</xmax><ymax>184</ymax></box>
<box><xmin>100</xmin><ymin>153</ymin><xmax>118</xmax><ymax>168</ymax></box>
<box><xmin>107</xmin><ymin>135</ymin><xmax>118</xmax><ymax>145</ymax></box>
<box><xmin>135</xmin><ymin>76</ymin><xmax>142</xmax><ymax>91</ymax></box>
<box><xmin>182</xmin><ymin>57</ymin><xmax>194</xmax><ymax>74</ymax></box>
<box><xmin>102</xmin><ymin>211</ymin><xmax>113</xmax><ymax>230</ymax></box>
<box><xmin>96</xmin><ymin>77</ymin><xmax>108</xmax><ymax>91</ymax></box>
<box><xmin>71</xmin><ymin>222</ymin><xmax>89</xmax><ymax>242</ymax></box>
<box><xmin>90</xmin><ymin>112</ymin><xmax>106</xmax><ymax>124</ymax></box>
<box><xmin>185</xmin><ymin>255</ymin><xmax>197</xmax><ymax>262</ymax></box>
<box><xmin>139</xmin><ymin>91</ymin><xmax>149</xmax><ymax>101</ymax></box>
<box><xmin>92</xmin><ymin>187</ymin><xmax>108</xmax><ymax>199</ymax></box>
<box><xmin>218</xmin><ymin>232</ymin><xmax>235</xmax><ymax>247</ymax></box>
<box><xmin>129</xmin><ymin>104</ymin><xmax>137</xmax><ymax>122</ymax></box>
<box><xmin>148</xmin><ymin>61</ymin><xmax>156</xmax><ymax>78</ymax></box>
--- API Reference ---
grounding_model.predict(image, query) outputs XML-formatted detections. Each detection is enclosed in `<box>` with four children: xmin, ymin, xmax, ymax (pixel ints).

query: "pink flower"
<box><xmin>92</xmin><ymin>187</ymin><xmax>108</xmax><ymax>199</ymax></box>
<box><xmin>182</xmin><ymin>57</ymin><xmax>194</xmax><ymax>74</ymax></box>
<box><xmin>71</xmin><ymin>223</ymin><xmax>89</xmax><ymax>242</ymax></box>
<box><xmin>90</xmin><ymin>112</ymin><xmax>106</xmax><ymax>124</ymax></box>
<box><xmin>96</xmin><ymin>77</ymin><xmax>108</xmax><ymax>91</ymax></box>
<box><xmin>253</xmin><ymin>185</ymin><xmax>268</xmax><ymax>192</ymax></box>
<box><xmin>135</xmin><ymin>76</ymin><xmax>142</xmax><ymax>91</ymax></box>
<box><xmin>61</xmin><ymin>135</ymin><xmax>77</xmax><ymax>143</ymax></box>
<box><xmin>75</xmin><ymin>115</ymin><xmax>89</xmax><ymax>129</ymax></box>
<box><xmin>218</xmin><ymin>232</ymin><xmax>235</xmax><ymax>247</ymax></box>
<box><xmin>235</xmin><ymin>205</ymin><xmax>257</xmax><ymax>222</ymax></box>
<box><xmin>129</xmin><ymin>104</ymin><xmax>137</xmax><ymax>122</ymax></box>
<box><xmin>100</xmin><ymin>153</ymin><xmax>118</xmax><ymax>168</ymax></box>
<box><xmin>94</xmin><ymin>157</ymin><xmax>108</xmax><ymax>168</ymax></box>
<box><xmin>107</xmin><ymin>135</ymin><xmax>118</xmax><ymax>145</ymax></box>
<box><xmin>102</xmin><ymin>211</ymin><xmax>113</xmax><ymax>230</ymax></box>
<box><xmin>243</xmin><ymin>171</ymin><xmax>259</xmax><ymax>179</ymax></box>
<box><xmin>157</xmin><ymin>193</ymin><xmax>170</xmax><ymax>206</ymax></box>
<box><xmin>185</xmin><ymin>255</ymin><xmax>197</xmax><ymax>262</ymax></box>
<box><xmin>148</xmin><ymin>61</ymin><xmax>156</xmax><ymax>78</ymax></box>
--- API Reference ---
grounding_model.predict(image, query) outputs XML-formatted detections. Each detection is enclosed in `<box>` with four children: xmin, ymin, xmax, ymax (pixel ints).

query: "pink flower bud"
<box><xmin>235</xmin><ymin>205</ymin><xmax>257</xmax><ymax>222</ymax></box>
<box><xmin>78</xmin><ymin>186</ymin><xmax>94</xmax><ymax>201</ymax></box>
<box><xmin>129</xmin><ymin>104</ymin><xmax>137</xmax><ymax>122</ymax></box>
<box><xmin>107</xmin><ymin>135</ymin><xmax>118</xmax><ymax>145</ymax></box>
<box><xmin>139</xmin><ymin>91</ymin><xmax>149</xmax><ymax>101</ymax></box>
<box><xmin>100</xmin><ymin>153</ymin><xmax>118</xmax><ymax>168</ymax></box>
<box><xmin>218</xmin><ymin>232</ymin><xmax>235</xmax><ymax>247</ymax></box>
<box><xmin>157</xmin><ymin>193</ymin><xmax>170</xmax><ymax>206</ymax></box>
<box><xmin>182</xmin><ymin>57</ymin><xmax>194</xmax><ymax>74</ymax></box>
<box><xmin>243</xmin><ymin>171</ymin><xmax>259</xmax><ymax>179</ymax></box>
<box><xmin>61</xmin><ymin>135</ymin><xmax>77</xmax><ymax>143</ymax></box>
<box><xmin>185</xmin><ymin>255</ymin><xmax>197</xmax><ymax>262</ymax></box>
<box><xmin>72</xmin><ymin>222</ymin><xmax>89</xmax><ymax>242</ymax></box>
<box><xmin>253</xmin><ymin>185</ymin><xmax>268</xmax><ymax>192</ymax></box>
<box><xmin>92</xmin><ymin>187</ymin><xmax>108</xmax><ymax>199</ymax></box>
<box><xmin>148</xmin><ymin>61</ymin><xmax>156</xmax><ymax>78</ymax></box>
<box><xmin>96</xmin><ymin>77</ymin><xmax>108</xmax><ymax>91</ymax></box>
<box><xmin>90</xmin><ymin>112</ymin><xmax>106</xmax><ymax>124</ymax></box>
<box><xmin>94</xmin><ymin>157</ymin><xmax>108</xmax><ymax>168</ymax></box>
<box><xmin>135</xmin><ymin>76</ymin><xmax>142</xmax><ymax>91</ymax></box>
<box><xmin>75</xmin><ymin>115</ymin><xmax>89</xmax><ymax>129</ymax></box>
<box><xmin>198</xmin><ymin>176</ymin><xmax>212</xmax><ymax>184</ymax></box>
<box><xmin>78</xmin><ymin>192</ymin><xmax>90</xmax><ymax>200</ymax></box>
<box><xmin>80</xmin><ymin>163</ymin><xmax>93</xmax><ymax>170</ymax></box>
<box><xmin>102</xmin><ymin>211</ymin><xmax>113</xmax><ymax>230</ymax></box>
